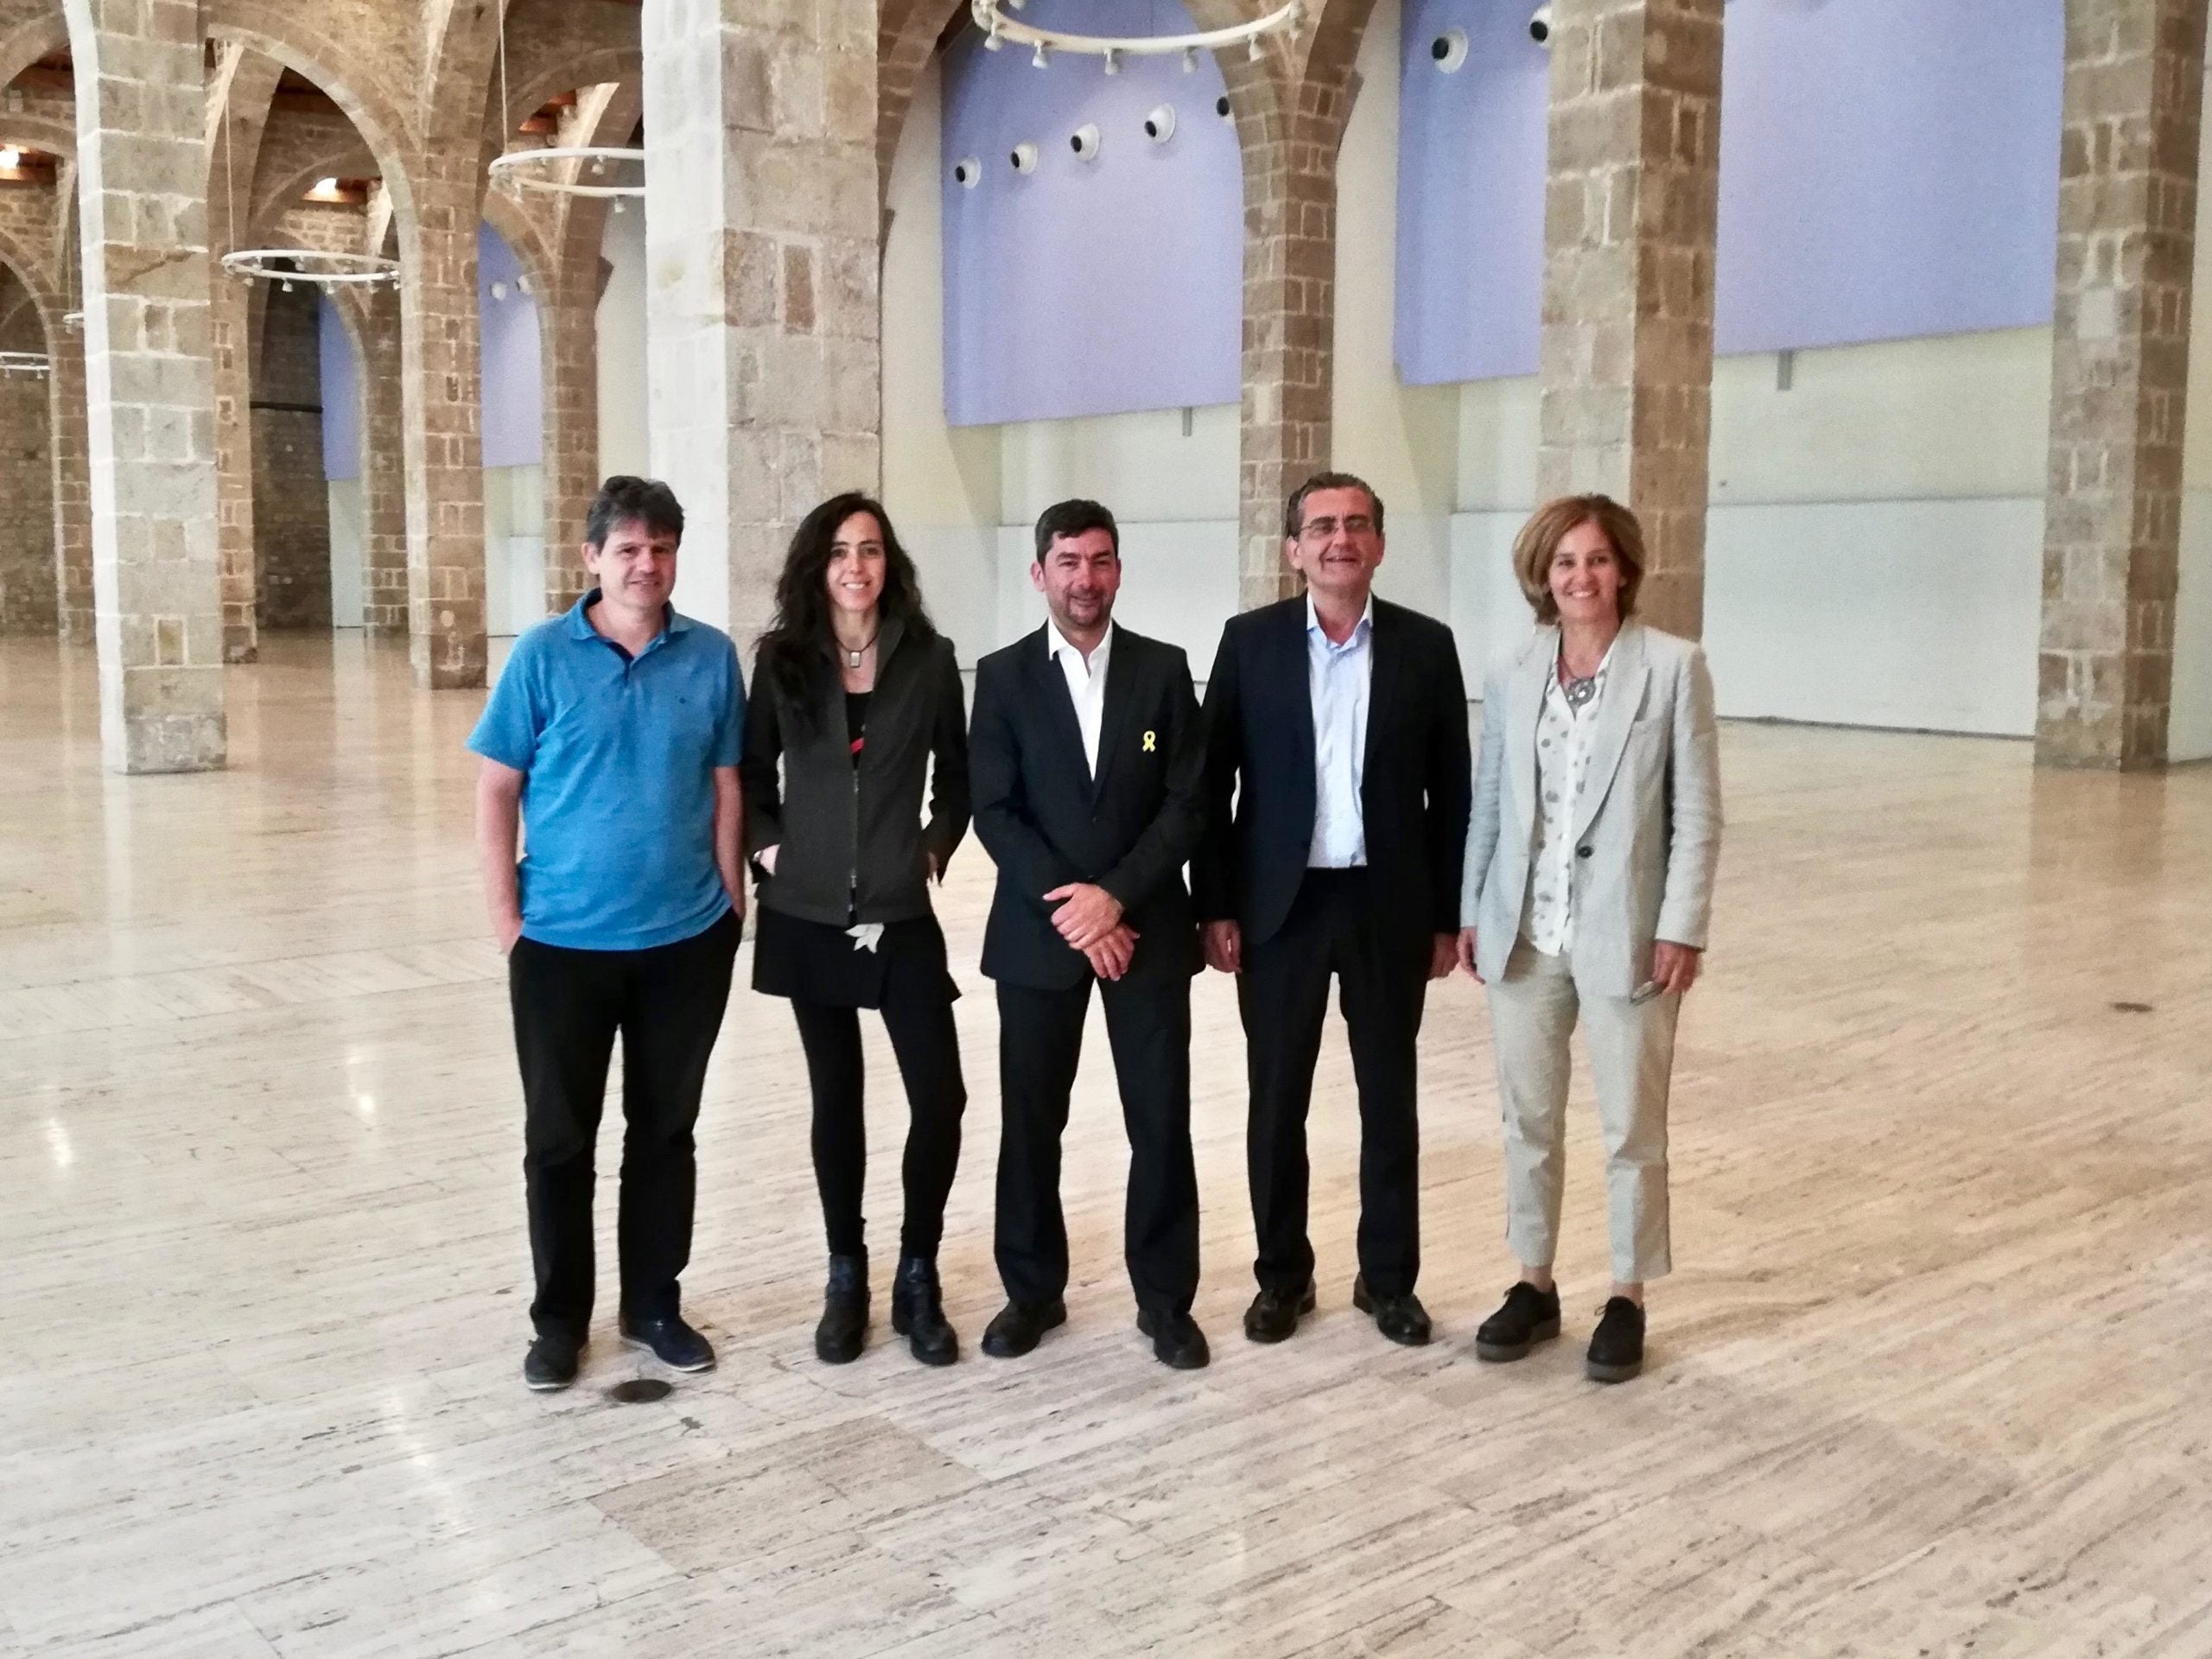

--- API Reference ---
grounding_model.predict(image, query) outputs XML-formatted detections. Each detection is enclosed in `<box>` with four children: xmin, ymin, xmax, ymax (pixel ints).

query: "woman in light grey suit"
<box><xmin>1455</xmin><ymin>495</ymin><xmax>1720</xmax><ymax>1383</ymax></box>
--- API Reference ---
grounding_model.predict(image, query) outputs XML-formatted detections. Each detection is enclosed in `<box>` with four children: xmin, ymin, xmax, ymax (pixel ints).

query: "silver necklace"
<box><xmin>842</xmin><ymin>634</ymin><xmax>876</xmax><ymax>671</ymax></box>
<box><xmin>1562</xmin><ymin>671</ymin><xmax>1599</xmax><ymax>710</ymax></box>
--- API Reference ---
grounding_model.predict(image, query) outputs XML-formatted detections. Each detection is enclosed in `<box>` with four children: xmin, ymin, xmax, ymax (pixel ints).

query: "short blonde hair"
<box><xmin>1510</xmin><ymin>494</ymin><xmax>1646</xmax><ymax>625</ymax></box>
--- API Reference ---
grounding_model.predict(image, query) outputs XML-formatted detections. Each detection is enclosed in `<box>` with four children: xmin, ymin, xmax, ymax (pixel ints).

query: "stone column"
<box><xmin>50</xmin><ymin>325</ymin><xmax>92</xmax><ymax>641</ymax></box>
<box><xmin>1220</xmin><ymin>43</ymin><xmax>1358</xmax><ymax>611</ymax></box>
<box><xmin>1535</xmin><ymin>0</ymin><xmax>1725</xmax><ymax>639</ymax></box>
<box><xmin>346</xmin><ymin>284</ymin><xmax>410</xmax><ymax>638</ymax></box>
<box><xmin>2037</xmin><ymin>0</ymin><xmax>2206</xmax><ymax>769</ymax></box>
<box><xmin>538</xmin><ymin>251</ymin><xmax>603</xmax><ymax>615</ymax></box>
<box><xmin>211</xmin><ymin>271</ymin><xmax>257</xmax><ymax>660</ymax></box>
<box><xmin>67</xmin><ymin>0</ymin><xmax>225</xmax><ymax>772</ymax></box>
<box><xmin>397</xmin><ymin>162</ymin><xmax>488</xmax><ymax>688</ymax></box>
<box><xmin>642</xmin><ymin>0</ymin><xmax>880</xmax><ymax>641</ymax></box>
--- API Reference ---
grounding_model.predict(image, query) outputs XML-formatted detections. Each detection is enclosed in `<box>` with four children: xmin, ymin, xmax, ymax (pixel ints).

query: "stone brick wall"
<box><xmin>251</xmin><ymin>279</ymin><xmax>332</xmax><ymax>629</ymax></box>
<box><xmin>0</xmin><ymin>297</ymin><xmax>57</xmax><ymax>635</ymax></box>
<box><xmin>2037</xmin><ymin>0</ymin><xmax>2206</xmax><ymax>769</ymax></box>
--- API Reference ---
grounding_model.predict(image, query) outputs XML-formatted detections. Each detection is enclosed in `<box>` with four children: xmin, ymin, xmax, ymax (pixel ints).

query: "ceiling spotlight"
<box><xmin>281</xmin><ymin>279</ymin><xmax>295</xmax><ymax>293</ymax></box>
<box><xmin>1103</xmin><ymin>48</ymin><xmax>1121</xmax><ymax>74</ymax></box>
<box><xmin>1009</xmin><ymin>141</ymin><xmax>1039</xmax><ymax>174</ymax></box>
<box><xmin>983</xmin><ymin>25</ymin><xmax>1003</xmax><ymax>48</ymax></box>
<box><xmin>1144</xmin><ymin>105</ymin><xmax>1177</xmax><ymax>143</ymax></box>
<box><xmin>1070</xmin><ymin>123</ymin><xmax>1101</xmax><ymax>161</ymax></box>
<box><xmin>1032</xmin><ymin>41</ymin><xmax>1049</xmax><ymax>67</ymax></box>
<box><xmin>517</xmin><ymin>274</ymin><xmax>533</xmax><ymax>296</ymax></box>
<box><xmin>1182</xmin><ymin>46</ymin><xmax>1198</xmax><ymax>73</ymax></box>
<box><xmin>0</xmin><ymin>148</ymin><xmax>19</xmax><ymax>169</ymax></box>
<box><xmin>1431</xmin><ymin>28</ymin><xmax>1469</xmax><ymax>72</ymax></box>
<box><xmin>315</xmin><ymin>176</ymin><xmax>338</xmax><ymax>194</ymax></box>
<box><xmin>1247</xmin><ymin>34</ymin><xmax>1264</xmax><ymax>60</ymax></box>
<box><xmin>1215</xmin><ymin>93</ymin><xmax>1233</xmax><ymax>121</ymax></box>
<box><xmin>953</xmin><ymin>155</ymin><xmax>982</xmax><ymax>188</ymax></box>
<box><xmin>491</xmin><ymin>279</ymin><xmax>510</xmax><ymax>302</ymax></box>
<box><xmin>1529</xmin><ymin>4</ymin><xmax>1553</xmax><ymax>43</ymax></box>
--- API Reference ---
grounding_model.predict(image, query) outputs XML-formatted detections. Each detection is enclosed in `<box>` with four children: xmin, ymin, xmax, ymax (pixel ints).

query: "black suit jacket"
<box><xmin>971</xmin><ymin>625</ymin><xmax>1205</xmax><ymax>989</ymax></box>
<box><xmin>1194</xmin><ymin>595</ymin><xmax>1471</xmax><ymax>953</ymax></box>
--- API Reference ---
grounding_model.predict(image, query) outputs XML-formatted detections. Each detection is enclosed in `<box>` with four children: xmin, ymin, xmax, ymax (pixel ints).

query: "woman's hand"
<box><xmin>1456</xmin><ymin>927</ymin><xmax>1482</xmax><ymax>983</ymax></box>
<box><xmin>1651</xmin><ymin>940</ymin><xmax>1701</xmax><ymax>996</ymax></box>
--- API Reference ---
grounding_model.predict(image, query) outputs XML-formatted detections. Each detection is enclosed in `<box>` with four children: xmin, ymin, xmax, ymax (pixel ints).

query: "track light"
<box><xmin>1033</xmin><ymin>41</ymin><xmax>1049</xmax><ymax>67</ymax></box>
<box><xmin>1182</xmin><ymin>47</ymin><xmax>1197</xmax><ymax>73</ymax></box>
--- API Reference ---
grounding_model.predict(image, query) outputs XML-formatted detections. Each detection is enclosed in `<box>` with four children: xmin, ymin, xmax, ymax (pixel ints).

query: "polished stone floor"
<box><xmin>2</xmin><ymin>633</ymin><xmax>2209</xmax><ymax>1657</ymax></box>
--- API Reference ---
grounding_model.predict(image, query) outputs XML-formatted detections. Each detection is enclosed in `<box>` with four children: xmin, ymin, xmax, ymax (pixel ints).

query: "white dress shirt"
<box><xmin>1522</xmin><ymin>640</ymin><xmax>1611</xmax><ymax>954</ymax></box>
<box><xmin>1306</xmin><ymin>594</ymin><xmax>1374</xmax><ymax>868</ymax></box>
<box><xmin>1047</xmin><ymin>619</ymin><xmax>1114</xmax><ymax>778</ymax></box>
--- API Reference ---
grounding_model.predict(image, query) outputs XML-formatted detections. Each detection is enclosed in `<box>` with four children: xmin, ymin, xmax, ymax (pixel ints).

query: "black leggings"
<box><xmin>791</xmin><ymin>992</ymin><xmax>967</xmax><ymax>1261</ymax></box>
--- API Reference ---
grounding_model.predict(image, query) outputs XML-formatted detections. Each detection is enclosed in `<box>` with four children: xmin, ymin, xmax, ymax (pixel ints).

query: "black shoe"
<box><xmin>1473</xmin><ymin>1281</ymin><xmax>1562</xmax><ymax>1363</ymax></box>
<box><xmin>981</xmin><ymin>1298</ymin><xmax>1066</xmax><ymax>1359</ymax></box>
<box><xmin>1351</xmin><ymin>1275</ymin><xmax>1433</xmax><ymax>1346</ymax></box>
<box><xmin>815</xmin><ymin>1253</ymin><xmax>869</xmax><ymax>1365</ymax></box>
<box><xmin>620</xmin><ymin>1312</ymin><xmax>716</xmax><ymax>1373</ymax></box>
<box><xmin>1136</xmin><ymin>1306</ymin><xmax>1211</xmax><ymax>1370</ymax></box>
<box><xmin>1242</xmin><ymin>1280</ymin><xmax>1317</xmax><ymax>1344</ymax></box>
<box><xmin>1586</xmin><ymin>1296</ymin><xmax>1645</xmax><ymax>1383</ymax></box>
<box><xmin>523</xmin><ymin>1334</ymin><xmax>581</xmax><ymax>1392</ymax></box>
<box><xmin>890</xmin><ymin>1255</ymin><xmax>959</xmax><ymax>1366</ymax></box>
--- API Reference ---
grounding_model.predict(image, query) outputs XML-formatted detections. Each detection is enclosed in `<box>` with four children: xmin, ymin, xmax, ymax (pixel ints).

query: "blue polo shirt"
<box><xmin>467</xmin><ymin>591</ymin><xmax>745</xmax><ymax>951</ymax></box>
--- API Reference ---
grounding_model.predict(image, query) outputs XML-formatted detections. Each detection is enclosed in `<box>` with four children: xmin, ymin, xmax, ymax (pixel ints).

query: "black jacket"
<box><xmin>1193</xmin><ymin>595</ymin><xmax>1471</xmax><ymax>951</ymax></box>
<box><xmin>741</xmin><ymin>617</ymin><xmax>969</xmax><ymax>926</ymax></box>
<box><xmin>971</xmin><ymin>624</ymin><xmax>1205</xmax><ymax>988</ymax></box>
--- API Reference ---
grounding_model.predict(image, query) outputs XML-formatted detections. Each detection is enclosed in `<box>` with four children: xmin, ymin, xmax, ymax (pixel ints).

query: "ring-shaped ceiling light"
<box><xmin>219</xmin><ymin>250</ymin><xmax>401</xmax><ymax>290</ymax></box>
<box><xmin>0</xmin><ymin>351</ymin><xmax>52</xmax><ymax>377</ymax></box>
<box><xmin>970</xmin><ymin>0</ymin><xmax>1303</xmax><ymax>67</ymax></box>
<box><xmin>486</xmin><ymin>145</ymin><xmax>645</xmax><ymax>207</ymax></box>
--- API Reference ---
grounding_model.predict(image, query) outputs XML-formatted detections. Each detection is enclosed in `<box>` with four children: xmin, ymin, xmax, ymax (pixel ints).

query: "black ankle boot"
<box><xmin>815</xmin><ymin>1253</ymin><xmax>869</xmax><ymax>1365</ymax></box>
<box><xmin>890</xmin><ymin>1254</ymin><xmax>958</xmax><ymax>1367</ymax></box>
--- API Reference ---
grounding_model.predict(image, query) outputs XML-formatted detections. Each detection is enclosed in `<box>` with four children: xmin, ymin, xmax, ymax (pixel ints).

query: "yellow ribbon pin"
<box><xmin>1142</xmin><ymin>730</ymin><xmax>1157</xmax><ymax>752</ymax></box>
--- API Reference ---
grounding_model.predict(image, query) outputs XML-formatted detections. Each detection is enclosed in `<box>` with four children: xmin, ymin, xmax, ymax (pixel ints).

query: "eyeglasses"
<box><xmin>1297</xmin><ymin>515</ymin><xmax>1376</xmax><ymax>543</ymax></box>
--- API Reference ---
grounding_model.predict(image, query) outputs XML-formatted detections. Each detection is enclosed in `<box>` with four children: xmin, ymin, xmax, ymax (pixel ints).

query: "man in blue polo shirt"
<box><xmin>469</xmin><ymin>475</ymin><xmax>747</xmax><ymax>1393</ymax></box>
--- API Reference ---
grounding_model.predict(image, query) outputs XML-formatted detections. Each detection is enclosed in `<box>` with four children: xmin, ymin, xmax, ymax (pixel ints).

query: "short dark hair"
<box><xmin>1284</xmin><ymin>471</ymin><xmax>1385</xmax><ymax>542</ymax></box>
<box><xmin>1033</xmin><ymin>498</ymin><xmax>1119</xmax><ymax>563</ymax></box>
<box><xmin>586</xmin><ymin>475</ymin><xmax>684</xmax><ymax>549</ymax></box>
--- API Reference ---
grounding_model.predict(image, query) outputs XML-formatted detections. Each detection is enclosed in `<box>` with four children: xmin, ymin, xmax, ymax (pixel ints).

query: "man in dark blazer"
<box><xmin>1195</xmin><ymin>472</ymin><xmax>1471</xmax><ymax>1348</ymax></box>
<box><xmin>970</xmin><ymin>499</ymin><xmax>1211</xmax><ymax>1370</ymax></box>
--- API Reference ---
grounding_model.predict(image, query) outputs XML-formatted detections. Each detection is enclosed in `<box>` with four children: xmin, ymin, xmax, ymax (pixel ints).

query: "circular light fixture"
<box><xmin>971</xmin><ymin>0</ymin><xmax>1301</xmax><ymax>67</ymax></box>
<box><xmin>1529</xmin><ymin>4</ymin><xmax>1553</xmax><ymax>44</ymax></box>
<box><xmin>1215</xmin><ymin>93</ymin><xmax>1233</xmax><ymax>121</ymax></box>
<box><xmin>219</xmin><ymin>250</ymin><xmax>401</xmax><ymax>289</ymax></box>
<box><xmin>1431</xmin><ymin>28</ymin><xmax>1469</xmax><ymax>72</ymax></box>
<box><xmin>487</xmin><ymin>146</ymin><xmax>645</xmax><ymax>201</ymax></box>
<box><xmin>1070</xmin><ymin>123</ymin><xmax>1101</xmax><ymax>161</ymax></box>
<box><xmin>954</xmin><ymin>156</ymin><xmax>982</xmax><ymax>188</ymax></box>
<box><xmin>1009</xmin><ymin>141</ymin><xmax>1039</xmax><ymax>174</ymax></box>
<box><xmin>1144</xmin><ymin>105</ymin><xmax>1177</xmax><ymax>143</ymax></box>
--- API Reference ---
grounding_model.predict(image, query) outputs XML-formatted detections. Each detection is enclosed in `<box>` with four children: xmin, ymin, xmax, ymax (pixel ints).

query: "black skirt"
<box><xmin>751</xmin><ymin>902</ymin><xmax>960</xmax><ymax>1009</ymax></box>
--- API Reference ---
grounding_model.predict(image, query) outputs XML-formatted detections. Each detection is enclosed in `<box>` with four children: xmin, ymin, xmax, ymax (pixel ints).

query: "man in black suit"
<box><xmin>970</xmin><ymin>499</ymin><xmax>1211</xmax><ymax>1370</ymax></box>
<box><xmin>1196</xmin><ymin>472</ymin><xmax>1471</xmax><ymax>1348</ymax></box>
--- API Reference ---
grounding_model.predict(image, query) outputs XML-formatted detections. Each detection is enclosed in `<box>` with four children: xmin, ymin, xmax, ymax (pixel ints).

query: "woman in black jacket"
<box><xmin>743</xmin><ymin>493</ymin><xmax>971</xmax><ymax>1368</ymax></box>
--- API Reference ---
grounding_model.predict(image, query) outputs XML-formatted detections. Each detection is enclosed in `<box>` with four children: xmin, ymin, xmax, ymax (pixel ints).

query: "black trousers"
<box><xmin>791</xmin><ymin>990</ymin><xmax>967</xmax><ymax>1262</ymax></box>
<box><xmin>508</xmin><ymin>909</ymin><xmax>740</xmax><ymax>1346</ymax></box>
<box><xmin>995</xmin><ymin>977</ymin><xmax>1199</xmax><ymax>1316</ymax></box>
<box><xmin>1237</xmin><ymin>868</ymin><xmax>1428</xmax><ymax>1299</ymax></box>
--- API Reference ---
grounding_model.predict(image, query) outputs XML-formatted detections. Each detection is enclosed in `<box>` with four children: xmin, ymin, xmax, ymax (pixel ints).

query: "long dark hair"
<box><xmin>757</xmin><ymin>492</ymin><xmax>937</xmax><ymax>723</ymax></box>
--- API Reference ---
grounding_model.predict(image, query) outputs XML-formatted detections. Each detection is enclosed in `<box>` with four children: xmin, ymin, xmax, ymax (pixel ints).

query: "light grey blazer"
<box><xmin>1461</xmin><ymin>620</ymin><xmax>1721</xmax><ymax>998</ymax></box>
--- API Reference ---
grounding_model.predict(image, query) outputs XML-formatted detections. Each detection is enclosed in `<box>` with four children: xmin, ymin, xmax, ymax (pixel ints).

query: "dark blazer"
<box><xmin>741</xmin><ymin>615</ymin><xmax>969</xmax><ymax>926</ymax></box>
<box><xmin>971</xmin><ymin>624</ymin><xmax>1205</xmax><ymax>989</ymax></box>
<box><xmin>1194</xmin><ymin>594</ymin><xmax>1471</xmax><ymax>952</ymax></box>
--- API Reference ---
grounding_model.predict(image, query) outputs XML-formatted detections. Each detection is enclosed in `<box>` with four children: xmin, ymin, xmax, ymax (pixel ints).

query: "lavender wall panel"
<box><xmin>1396</xmin><ymin>0</ymin><xmax>2065</xmax><ymax>385</ymax></box>
<box><xmin>942</xmin><ymin>0</ymin><xmax>1243</xmax><ymax>426</ymax></box>
<box><xmin>479</xmin><ymin>220</ymin><xmax>544</xmax><ymax>468</ymax></box>
<box><xmin>318</xmin><ymin>296</ymin><xmax>361</xmax><ymax>482</ymax></box>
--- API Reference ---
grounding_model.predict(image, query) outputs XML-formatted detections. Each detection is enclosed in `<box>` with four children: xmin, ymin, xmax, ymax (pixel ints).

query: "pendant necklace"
<box><xmin>843</xmin><ymin>634</ymin><xmax>876</xmax><ymax>671</ymax></box>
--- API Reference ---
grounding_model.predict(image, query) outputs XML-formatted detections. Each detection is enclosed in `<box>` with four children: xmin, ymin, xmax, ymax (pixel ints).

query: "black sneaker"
<box><xmin>1586</xmin><ymin>1296</ymin><xmax>1645</xmax><ymax>1383</ymax></box>
<box><xmin>620</xmin><ymin>1313</ymin><xmax>716</xmax><ymax>1373</ymax></box>
<box><xmin>523</xmin><ymin>1334</ymin><xmax>581</xmax><ymax>1392</ymax></box>
<box><xmin>1474</xmin><ymin>1282</ymin><xmax>1562</xmax><ymax>1363</ymax></box>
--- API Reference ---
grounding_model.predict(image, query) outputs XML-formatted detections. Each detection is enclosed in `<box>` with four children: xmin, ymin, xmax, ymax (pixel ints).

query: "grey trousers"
<box><xmin>1484</xmin><ymin>938</ymin><xmax>1678</xmax><ymax>1282</ymax></box>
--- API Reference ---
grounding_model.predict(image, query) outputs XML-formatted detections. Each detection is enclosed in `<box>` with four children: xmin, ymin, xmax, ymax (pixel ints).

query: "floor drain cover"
<box><xmin>607</xmin><ymin>1378</ymin><xmax>674</xmax><ymax>1404</ymax></box>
